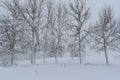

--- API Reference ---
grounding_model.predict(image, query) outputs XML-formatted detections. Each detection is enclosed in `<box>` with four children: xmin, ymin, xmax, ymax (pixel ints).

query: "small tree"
<box><xmin>90</xmin><ymin>6</ymin><xmax>120</xmax><ymax>64</ymax></box>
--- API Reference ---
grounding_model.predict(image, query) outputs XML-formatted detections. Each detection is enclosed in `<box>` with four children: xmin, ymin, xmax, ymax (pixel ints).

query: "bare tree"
<box><xmin>14</xmin><ymin>0</ymin><xmax>44</xmax><ymax>64</ymax></box>
<box><xmin>67</xmin><ymin>0</ymin><xmax>90</xmax><ymax>64</ymax></box>
<box><xmin>53</xmin><ymin>1</ymin><xmax>68</xmax><ymax>63</ymax></box>
<box><xmin>42</xmin><ymin>0</ymin><xmax>56</xmax><ymax>63</ymax></box>
<box><xmin>0</xmin><ymin>0</ymin><xmax>24</xmax><ymax>65</ymax></box>
<box><xmin>90</xmin><ymin>6</ymin><xmax>120</xmax><ymax>64</ymax></box>
<box><xmin>0</xmin><ymin>17</ymin><xmax>16</xmax><ymax>65</ymax></box>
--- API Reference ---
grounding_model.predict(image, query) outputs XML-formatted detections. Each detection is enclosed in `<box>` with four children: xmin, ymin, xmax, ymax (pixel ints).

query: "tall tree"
<box><xmin>0</xmin><ymin>0</ymin><xmax>24</xmax><ymax>65</ymax></box>
<box><xmin>15</xmin><ymin>0</ymin><xmax>44</xmax><ymax>64</ymax></box>
<box><xmin>67</xmin><ymin>0</ymin><xmax>90</xmax><ymax>64</ymax></box>
<box><xmin>0</xmin><ymin>17</ymin><xmax>16</xmax><ymax>65</ymax></box>
<box><xmin>54</xmin><ymin>1</ymin><xmax>68</xmax><ymax>63</ymax></box>
<box><xmin>43</xmin><ymin>0</ymin><xmax>56</xmax><ymax>63</ymax></box>
<box><xmin>90</xmin><ymin>6</ymin><xmax>120</xmax><ymax>64</ymax></box>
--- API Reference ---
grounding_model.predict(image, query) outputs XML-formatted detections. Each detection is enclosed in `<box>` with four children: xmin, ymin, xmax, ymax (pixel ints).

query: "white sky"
<box><xmin>86</xmin><ymin>0</ymin><xmax>120</xmax><ymax>23</ymax></box>
<box><xmin>0</xmin><ymin>0</ymin><xmax>119</xmax><ymax>22</ymax></box>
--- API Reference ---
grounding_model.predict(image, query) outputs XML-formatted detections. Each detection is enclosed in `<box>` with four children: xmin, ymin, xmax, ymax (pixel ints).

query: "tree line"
<box><xmin>0</xmin><ymin>0</ymin><xmax>120</xmax><ymax>66</ymax></box>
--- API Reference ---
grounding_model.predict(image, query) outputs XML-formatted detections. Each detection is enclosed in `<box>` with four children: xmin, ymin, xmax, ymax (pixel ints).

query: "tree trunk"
<box><xmin>55</xmin><ymin>32</ymin><xmax>61</xmax><ymax>64</ymax></box>
<box><xmin>78</xmin><ymin>33</ymin><xmax>82</xmax><ymax>64</ymax></box>
<box><xmin>103</xmin><ymin>32</ymin><xmax>109</xmax><ymax>65</ymax></box>
<box><xmin>31</xmin><ymin>31</ymin><xmax>36</xmax><ymax>64</ymax></box>
<box><xmin>55</xmin><ymin>53</ymin><xmax>57</xmax><ymax>64</ymax></box>
<box><xmin>31</xmin><ymin>50</ymin><xmax>36</xmax><ymax>64</ymax></box>
<box><xmin>31</xmin><ymin>48</ymin><xmax>36</xmax><ymax>64</ymax></box>
<box><xmin>11</xmin><ymin>38</ymin><xmax>15</xmax><ymax>65</ymax></box>
<box><xmin>104</xmin><ymin>46</ymin><xmax>109</xmax><ymax>64</ymax></box>
<box><xmin>43</xmin><ymin>51</ymin><xmax>46</xmax><ymax>64</ymax></box>
<box><xmin>43</xmin><ymin>29</ymin><xmax>48</xmax><ymax>64</ymax></box>
<box><xmin>11</xmin><ymin>50</ymin><xmax>14</xmax><ymax>65</ymax></box>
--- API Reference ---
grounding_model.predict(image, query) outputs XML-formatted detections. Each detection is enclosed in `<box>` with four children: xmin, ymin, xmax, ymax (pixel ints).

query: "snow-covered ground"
<box><xmin>0</xmin><ymin>53</ymin><xmax>120</xmax><ymax>80</ymax></box>
<box><xmin>0</xmin><ymin>64</ymin><xmax>120</xmax><ymax>80</ymax></box>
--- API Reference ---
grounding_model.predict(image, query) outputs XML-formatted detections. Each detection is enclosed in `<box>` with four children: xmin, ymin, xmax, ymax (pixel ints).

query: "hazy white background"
<box><xmin>0</xmin><ymin>0</ymin><xmax>120</xmax><ymax>23</ymax></box>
